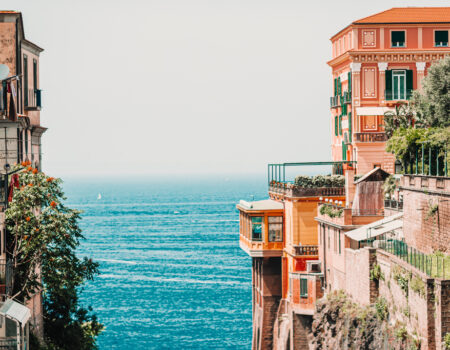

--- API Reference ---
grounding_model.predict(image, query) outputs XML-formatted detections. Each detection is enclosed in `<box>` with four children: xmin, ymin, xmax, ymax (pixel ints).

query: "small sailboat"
<box><xmin>97</xmin><ymin>193</ymin><xmax>102</xmax><ymax>200</ymax></box>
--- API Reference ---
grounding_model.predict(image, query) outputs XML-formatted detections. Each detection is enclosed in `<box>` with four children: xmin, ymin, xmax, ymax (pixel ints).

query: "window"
<box><xmin>23</xmin><ymin>55</ymin><xmax>28</xmax><ymax>107</ymax></box>
<box><xmin>391</xmin><ymin>31</ymin><xmax>405</xmax><ymax>47</ymax></box>
<box><xmin>392</xmin><ymin>70</ymin><xmax>406</xmax><ymax>99</ymax></box>
<box><xmin>268</xmin><ymin>216</ymin><xmax>282</xmax><ymax>242</ymax></box>
<box><xmin>33</xmin><ymin>59</ymin><xmax>38</xmax><ymax>91</ymax></box>
<box><xmin>300</xmin><ymin>278</ymin><xmax>308</xmax><ymax>298</ymax></box>
<box><xmin>385</xmin><ymin>70</ymin><xmax>413</xmax><ymax>100</ymax></box>
<box><xmin>251</xmin><ymin>217</ymin><xmax>263</xmax><ymax>241</ymax></box>
<box><xmin>435</xmin><ymin>30</ymin><xmax>449</xmax><ymax>47</ymax></box>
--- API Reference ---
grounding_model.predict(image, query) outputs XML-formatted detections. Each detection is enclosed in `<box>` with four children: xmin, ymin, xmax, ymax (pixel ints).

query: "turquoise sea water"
<box><xmin>63</xmin><ymin>176</ymin><xmax>267</xmax><ymax>349</ymax></box>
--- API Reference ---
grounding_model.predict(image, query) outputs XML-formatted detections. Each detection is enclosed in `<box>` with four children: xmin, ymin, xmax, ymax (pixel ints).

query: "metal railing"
<box><xmin>343</xmin><ymin>91</ymin><xmax>351</xmax><ymax>104</ymax></box>
<box><xmin>385</xmin><ymin>89</ymin><xmax>412</xmax><ymax>101</ymax></box>
<box><xmin>377</xmin><ymin>238</ymin><xmax>449</xmax><ymax>279</ymax></box>
<box><xmin>384</xmin><ymin>198</ymin><xmax>403</xmax><ymax>211</ymax></box>
<box><xmin>267</xmin><ymin>161</ymin><xmax>356</xmax><ymax>185</ymax></box>
<box><xmin>25</xmin><ymin>88</ymin><xmax>42</xmax><ymax>109</ymax></box>
<box><xmin>269</xmin><ymin>183</ymin><xmax>345</xmax><ymax>197</ymax></box>
<box><xmin>330</xmin><ymin>95</ymin><xmax>339</xmax><ymax>108</ymax></box>
<box><xmin>294</xmin><ymin>245</ymin><xmax>319</xmax><ymax>256</ymax></box>
<box><xmin>354</xmin><ymin>132</ymin><xmax>387</xmax><ymax>143</ymax></box>
<box><xmin>397</xmin><ymin>143</ymin><xmax>448</xmax><ymax>177</ymax></box>
<box><xmin>0</xmin><ymin>339</ymin><xmax>17</xmax><ymax>350</ymax></box>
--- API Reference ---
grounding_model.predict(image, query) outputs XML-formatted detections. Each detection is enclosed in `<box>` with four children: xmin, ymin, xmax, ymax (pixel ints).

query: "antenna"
<box><xmin>0</xmin><ymin>65</ymin><xmax>10</xmax><ymax>81</ymax></box>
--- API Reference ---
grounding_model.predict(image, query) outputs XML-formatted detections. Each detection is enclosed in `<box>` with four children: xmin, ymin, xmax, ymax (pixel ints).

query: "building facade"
<box><xmin>329</xmin><ymin>7</ymin><xmax>450</xmax><ymax>175</ymax></box>
<box><xmin>0</xmin><ymin>11</ymin><xmax>45</xmax><ymax>349</ymax></box>
<box><xmin>238</xmin><ymin>7</ymin><xmax>450</xmax><ymax>350</ymax></box>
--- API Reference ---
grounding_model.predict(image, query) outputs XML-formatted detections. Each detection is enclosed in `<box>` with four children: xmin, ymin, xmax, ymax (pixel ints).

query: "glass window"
<box><xmin>391</xmin><ymin>31</ymin><xmax>405</xmax><ymax>47</ymax></box>
<box><xmin>251</xmin><ymin>217</ymin><xmax>263</xmax><ymax>241</ymax></box>
<box><xmin>300</xmin><ymin>278</ymin><xmax>308</xmax><ymax>298</ymax></box>
<box><xmin>435</xmin><ymin>30</ymin><xmax>449</xmax><ymax>47</ymax></box>
<box><xmin>392</xmin><ymin>70</ymin><xmax>406</xmax><ymax>100</ymax></box>
<box><xmin>268</xmin><ymin>216</ymin><xmax>283</xmax><ymax>242</ymax></box>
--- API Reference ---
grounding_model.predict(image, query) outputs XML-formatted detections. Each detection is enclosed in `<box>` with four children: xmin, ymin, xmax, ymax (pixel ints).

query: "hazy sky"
<box><xmin>2</xmin><ymin>0</ymin><xmax>449</xmax><ymax>176</ymax></box>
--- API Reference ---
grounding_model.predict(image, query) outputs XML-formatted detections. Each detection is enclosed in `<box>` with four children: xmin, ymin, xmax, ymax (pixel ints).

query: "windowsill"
<box><xmin>434</xmin><ymin>44</ymin><xmax>449</xmax><ymax>47</ymax></box>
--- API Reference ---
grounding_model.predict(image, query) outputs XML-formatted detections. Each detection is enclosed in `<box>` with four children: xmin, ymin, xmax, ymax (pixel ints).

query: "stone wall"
<box><xmin>376</xmin><ymin>249</ymin><xmax>450</xmax><ymax>349</ymax></box>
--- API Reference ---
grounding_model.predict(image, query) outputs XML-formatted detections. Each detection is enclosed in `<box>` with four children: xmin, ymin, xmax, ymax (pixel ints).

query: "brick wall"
<box><xmin>434</xmin><ymin>280</ymin><xmax>450</xmax><ymax>349</ymax></box>
<box><xmin>292</xmin><ymin>314</ymin><xmax>312</xmax><ymax>349</ymax></box>
<box><xmin>402</xmin><ymin>175</ymin><xmax>450</xmax><ymax>253</ymax></box>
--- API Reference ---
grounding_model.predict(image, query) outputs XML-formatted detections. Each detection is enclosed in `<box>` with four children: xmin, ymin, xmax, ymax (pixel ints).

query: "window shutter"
<box><xmin>335</xmin><ymin>116</ymin><xmax>338</xmax><ymax>136</ymax></box>
<box><xmin>348</xmin><ymin>71</ymin><xmax>352</xmax><ymax>91</ymax></box>
<box><xmin>339</xmin><ymin>115</ymin><xmax>342</xmax><ymax>135</ymax></box>
<box><xmin>342</xmin><ymin>141</ymin><xmax>346</xmax><ymax>160</ymax></box>
<box><xmin>406</xmin><ymin>70</ymin><xmax>413</xmax><ymax>93</ymax></box>
<box><xmin>348</xmin><ymin>112</ymin><xmax>352</xmax><ymax>142</ymax></box>
<box><xmin>337</xmin><ymin>77</ymin><xmax>341</xmax><ymax>95</ymax></box>
<box><xmin>334</xmin><ymin>78</ymin><xmax>337</xmax><ymax>96</ymax></box>
<box><xmin>385</xmin><ymin>70</ymin><xmax>392</xmax><ymax>99</ymax></box>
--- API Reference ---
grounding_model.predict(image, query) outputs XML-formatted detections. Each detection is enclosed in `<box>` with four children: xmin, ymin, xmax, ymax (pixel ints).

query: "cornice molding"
<box><xmin>349</xmin><ymin>51</ymin><xmax>450</xmax><ymax>63</ymax></box>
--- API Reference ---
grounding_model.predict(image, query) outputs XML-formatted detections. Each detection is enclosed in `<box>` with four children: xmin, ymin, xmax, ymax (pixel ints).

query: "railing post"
<box><xmin>415</xmin><ymin>147</ymin><xmax>418</xmax><ymax>175</ymax></box>
<box><xmin>437</xmin><ymin>148</ymin><xmax>440</xmax><ymax>176</ymax></box>
<box><xmin>429</xmin><ymin>147</ymin><xmax>432</xmax><ymax>176</ymax></box>
<box><xmin>421</xmin><ymin>144</ymin><xmax>424</xmax><ymax>175</ymax></box>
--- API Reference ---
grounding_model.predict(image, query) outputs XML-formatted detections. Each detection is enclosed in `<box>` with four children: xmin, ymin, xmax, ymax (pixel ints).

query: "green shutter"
<box><xmin>342</xmin><ymin>141</ymin><xmax>346</xmax><ymax>161</ymax></box>
<box><xmin>385</xmin><ymin>70</ymin><xmax>392</xmax><ymax>100</ymax></box>
<box><xmin>334</xmin><ymin>78</ymin><xmax>337</xmax><ymax>96</ymax></box>
<box><xmin>335</xmin><ymin>116</ymin><xmax>338</xmax><ymax>136</ymax></box>
<box><xmin>337</xmin><ymin>77</ymin><xmax>341</xmax><ymax>95</ymax></box>
<box><xmin>406</xmin><ymin>70</ymin><xmax>413</xmax><ymax>98</ymax></box>
<box><xmin>339</xmin><ymin>115</ymin><xmax>342</xmax><ymax>135</ymax></box>
<box><xmin>348</xmin><ymin>71</ymin><xmax>352</xmax><ymax>92</ymax></box>
<box><xmin>300</xmin><ymin>278</ymin><xmax>308</xmax><ymax>297</ymax></box>
<box><xmin>348</xmin><ymin>112</ymin><xmax>352</xmax><ymax>142</ymax></box>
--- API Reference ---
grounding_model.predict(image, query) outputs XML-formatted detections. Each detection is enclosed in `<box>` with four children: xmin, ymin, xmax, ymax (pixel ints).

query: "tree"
<box><xmin>411</xmin><ymin>56</ymin><xmax>450</xmax><ymax>128</ymax></box>
<box><xmin>5</xmin><ymin>163</ymin><xmax>103</xmax><ymax>349</ymax></box>
<box><xmin>383</xmin><ymin>102</ymin><xmax>415</xmax><ymax>138</ymax></box>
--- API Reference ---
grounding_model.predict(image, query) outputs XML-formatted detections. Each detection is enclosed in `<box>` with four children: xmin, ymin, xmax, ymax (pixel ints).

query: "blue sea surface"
<box><xmin>63</xmin><ymin>176</ymin><xmax>267</xmax><ymax>349</ymax></box>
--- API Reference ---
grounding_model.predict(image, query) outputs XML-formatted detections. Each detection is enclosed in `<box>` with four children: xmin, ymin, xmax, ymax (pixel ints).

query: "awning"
<box><xmin>345</xmin><ymin>213</ymin><xmax>403</xmax><ymax>241</ymax></box>
<box><xmin>0</xmin><ymin>299</ymin><xmax>31</xmax><ymax>326</ymax></box>
<box><xmin>356</xmin><ymin>107</ymin><xmax>393</xmax><ymax>116</ymax></box>
<box><xmin>237</xmin><ymin>199</ymin><xmax>283</xmax><ymax>211</ymax></box>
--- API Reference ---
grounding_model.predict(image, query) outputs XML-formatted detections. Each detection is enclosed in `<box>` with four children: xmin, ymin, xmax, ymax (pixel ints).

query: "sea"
<box><xmin>63</xmin><ymin>175</ymin><xmax>267</xmax><ymax>350</ymax></box>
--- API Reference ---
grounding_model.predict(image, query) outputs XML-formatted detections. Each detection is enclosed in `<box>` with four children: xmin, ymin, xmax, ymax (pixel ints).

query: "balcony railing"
<box><xmin>269</xmin><ymin>182</ymin><xmax>345</xmax><ymax>197</ymax></box>
<box><xmin>343</xmin><ymin>91</ymin><xmax>351</xmax><ymax>104</ymax></box>
<box><xmin>294</xmin><ymin>245</ymin><xmax>319</xmax><ymax>256</ymax></box>
<box><xmin>384</xmin><ymin>198</ymin><xmax>403</xmax><ymax>211</ymax></box>
<box><xmin>385</xmin><ymin>89</ymin><xmax>412</xmax><ymax>101</ymax></box>
<box><xmin>330</xmin><ymin>95</ymin><xmax>339</xmax><ymax>108</ymax></box>
<box><xmin>377</xmin><ymin>238</ymin><xmax>449</xmax><ymax>279</ymax></box>
<box><xmin>354</xmin><ymin>132</ymin><xmax>387</xmax><ymax>143</ymax></box>
<box><xmin>25</xmin><ymin>89</ymin><xmax>42</xmax><ymax>109</ymax></box>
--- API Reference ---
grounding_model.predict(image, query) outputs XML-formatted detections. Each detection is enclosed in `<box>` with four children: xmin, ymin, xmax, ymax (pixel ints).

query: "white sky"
<box><xmin>2</xmin><ymin>0</ymin><xmax>449</xmax><ymax>177</ymax></box>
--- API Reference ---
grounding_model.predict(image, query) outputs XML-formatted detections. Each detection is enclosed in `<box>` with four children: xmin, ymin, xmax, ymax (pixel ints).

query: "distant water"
<box><xmin>63</xmin><ymin>176</ymin><xmax>267</xmax><ymax>349</ymax></box>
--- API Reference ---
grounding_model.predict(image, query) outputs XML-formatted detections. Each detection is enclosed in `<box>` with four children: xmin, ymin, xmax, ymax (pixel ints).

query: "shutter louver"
<box><xmin>406</xmin><ymin>70</ymin><xmax>413</xmax><ymax>98</ymax></box>
<box><xmin>385</xmin><ymin>70</ymin><xmax>392</xmax><ymax>100</ymax></box>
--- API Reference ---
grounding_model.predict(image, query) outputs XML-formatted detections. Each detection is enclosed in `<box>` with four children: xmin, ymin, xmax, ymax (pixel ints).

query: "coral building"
<box><xmin>238</xmin><ymin>7</ymin><xmax>450</xmax><ymax>350</ymax></box>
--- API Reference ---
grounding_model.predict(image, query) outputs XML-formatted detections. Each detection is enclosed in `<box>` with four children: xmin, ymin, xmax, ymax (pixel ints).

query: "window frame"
<box><xmin>251</xmin><ymin>216</ymin><xmax>263</xmax><ymax>242</ymax></box>
<box><xmin>391</xmin><ymin>30</ymin><xmax>406</xmax><ymax>48</ymax></box>
<box><xmin>392</xmin><ymin>70</ymin><xmax>406</xmax><ymax>100</ymax></box>
<box><xmin>268</xmin><ymin>216</ymin><xmax>283</xmax><ymax>242</ymax></box>
<box><xmin>434</xmin><ymin>30</ymin><xmax>449</xmax><ymax>47</ymax></box>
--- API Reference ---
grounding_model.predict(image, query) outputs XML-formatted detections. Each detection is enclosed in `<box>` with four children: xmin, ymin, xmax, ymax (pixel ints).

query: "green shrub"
<box><xmin>294</xmin><ymin>175</ymin><xmax>344</xmax><ymax>188</ymax></box>
<box><xmin>319</xmin><ymin>204</ymin><xmax>343</xmax><ymax>218</ymax></box>
<box><xmin>410</xmin><ymin>276</ymin><xmax>425</xmax><ymax>297</ymax></box>
<box><xmin>374</xmin><ymin>297</ymin><xmax>388</xmax><ymax>321</ymax></box>
<box><xmin>444</xmin><ymin>332</ymin><xmax>450</xmax><ymax>349</ymax></box>
<box><xmin>370</xmin><ymin>264</ymin><xmax>385</xmax><ymax>282</ymax></box>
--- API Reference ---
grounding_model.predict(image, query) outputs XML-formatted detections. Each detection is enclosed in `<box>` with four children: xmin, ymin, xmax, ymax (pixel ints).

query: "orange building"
<box><xmin>329</xmin><ymin>7</ymin><xmax>450</xmax><ymax>175</ymax></box>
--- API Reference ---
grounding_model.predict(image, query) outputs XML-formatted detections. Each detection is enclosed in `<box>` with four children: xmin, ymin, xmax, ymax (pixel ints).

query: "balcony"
<box><xmin>293</xmin><ymin>245</ymin><xmax>318</xmax><ymax>257</ymax></box>
<box><xmin>384</xmin><ymin>198</ymin><xmax>403</xmax><ymax>211</ymax></box>
<box><xmin>342</xmin><ymin>91</ymin><xmax>351</xmax><ymax>104</ymax></box>
<box><xmin>269</xmin><ymin>182</ymin><xmax>345</xmax><ymax>198</ymax></box>
<box><xmin>25</xmin><ymin>88</ymin><xmax>42</xmax><ymax>110</ymax></box>
<box><xmin>330</xmin><ymin>95</ymin><xmax>339</xmax><ymax>108</ymax></box>
<box><xmin>385</xmin><ymin>89</ymin><xmax>412</xmax><ymax>101</ymax></box>
<box><xmin>354</xmin><ymin>132</ymin><xmax>387</xmax><ymax>143</ymax></box>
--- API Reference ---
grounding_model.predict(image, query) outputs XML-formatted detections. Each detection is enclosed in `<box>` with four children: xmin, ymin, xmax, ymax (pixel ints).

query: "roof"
<box><xmin>0</xmin><ymin>11</ymin><xmax>19</xmax><ymax>14</ymax></box>
<box><xmin>237</xmin><ymin>199</ymin><xmax>283</xmax><ymax>211</ymax></box>
<box><xmin>354</xmin><ymin>7</ymin><xmax>450</xmax><ymax>24</ymax></box>
<box><xmin>355</xmin><ymin>167</ymin><xmax>391</xmax><ymax>184</ymax></box>
<box><xmin>0</xmin><ymin>299</ymin><xmax>31</xmax><ymax>325</ymax></box>
<box><xmin>345</xmin><ymin>213</ymin><xmax>403</xmax><ymax>241</ymax></box>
